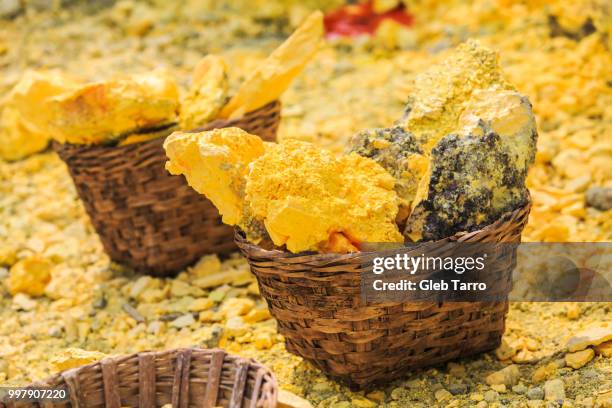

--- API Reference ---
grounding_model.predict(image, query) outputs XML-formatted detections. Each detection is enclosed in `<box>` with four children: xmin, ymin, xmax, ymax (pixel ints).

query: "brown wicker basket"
<box><xmin>54</xmin><ymin>101</ymin><xmax>281</xmax><ymax>277</ymax></box>
<box><xmin>235</xmin><ymin>202</ymin><xmax>531</xmax><ymax>388</ymax></box>
<box><xmin>0</xmin><ymin>348</ymin><xmax>278</xmax><ymax>408</ymax></box>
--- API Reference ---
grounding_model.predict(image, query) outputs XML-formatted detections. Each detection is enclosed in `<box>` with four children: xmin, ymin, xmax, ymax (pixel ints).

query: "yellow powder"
<box><xmin>246</xmin><ymin>139</ymin><xmax>402</xmax><ymax>253</ymax></box>
<box><xmin>45</xmin><ymin>71</ymin><xmax>179</xmax><ymax>144</ymax></box>
<box><xmin>218</xmin><ymin>11</ymin><xmax>323</xmax><ymax>119</ymax></box>
<box><xmin>179</xmin><ymin>55</ymin><xmax>229</xmax><ymax>130</ymax></box>
<box><xmin>163</xmin><ymin>127</ymin><xmax>265</xmax><ymax>226</ymax></box>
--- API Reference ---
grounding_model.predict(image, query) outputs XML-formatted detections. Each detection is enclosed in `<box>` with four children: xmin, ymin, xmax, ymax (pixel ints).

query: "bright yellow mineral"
<box><xmin>50</xmin><ymin>348</ymin><xmax>107</xmax><ymax>371</ymax></box>
<box><xmin>7</xmin><ymin>256</ymin><xmax>53</xmax><ymax>297</ymax></box>
<box><xmin>246</xmin><ymin>140</ymin><xmax>402</xmax><ymax>253</ymax></box>
<box><xmin>43</xmin><ymin>71</ymin><xmax>179</xmax><ymax>144</ymax></box>
<box><xmin>179</xmin><ymin>55</ymin><xmax>229</xmax><ymax>130</ymax></box>
<box><xmin>400</xmin><ymin>39</ymin><xmax>514</xmax><ymax>152</ymax></box>
<box><xmin>218</xmin><ymin>10</ymin><xmax>324</xmax><ymax>119</ymax></box>
<box><xmin>0</xmin><ymin>71</ymin><xmax>79</xmax><ymax>161</ymax></box>
<box><xmin>163</xmin><ymin>127</ymin><xmax>266</xmax><ymax>226</ymax></box>
<box><xmin>0</xmin><ymin>106</ymin><xmax>50</xmax><ymax>162</ymax></box>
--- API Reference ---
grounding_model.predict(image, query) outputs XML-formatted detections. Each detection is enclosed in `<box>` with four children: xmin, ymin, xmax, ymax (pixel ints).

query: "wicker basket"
<box><xmin>236</xmin><ymin>202</ymin><xmax>531</xmax><ymax>388</ymax></box>
<box><xmin>0</xmin><ymin>348</ymin><xmax>278</xmax><ymax>408</ymax></box>
<box><xmin>54</xmin><ymin>101</ymin><xmax>281</xmax><ymax>277</ymax></box>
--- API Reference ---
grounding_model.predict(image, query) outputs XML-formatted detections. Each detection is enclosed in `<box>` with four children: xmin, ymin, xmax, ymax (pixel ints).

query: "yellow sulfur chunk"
<box><xmin>179</xmin><ymin>55</ymin><xmax>229</xmax><ymax>130</ymax></box>
<box><xmin>0</xmin><ymin>71</ymin><xmax>79</xmax><ymax>161</ymax></box>
<box><xmin>7</xmin><ymin>256</ymin><xmax>53</xmax><ymax>297</ymax></box>
<box><xmin>218</xmin><ymin>11</ymin><xmax>323</xmax><ymax>119</ymax></box>
<box><xmin>44</xmin><ymin>71</ymin><xmax>179</xmax><ymax>145</ymax></box>
<box><xmin>458</xmin><ymin>88</ymin><xmax>537</xmax><ymax>170</ymax></box>
<box><xmin>50</xmin><ymin>348</ymin><xmax>107</xmax><ymax>371</ymax></box>
<box><xmin>400</xmin><ymin>40</ymin><xmax>514</xmax><ymax>152</ymax></box>
<box><xmin>0</xmin><ymin>106</ymin><xmax>50</xmax><ymax>162</ymax></box>
<box><xmin>246</xmin><ymin>140</ymin><xmax>402</xmax><ymax>253</ymax></box>
<box><xmin>163</xmin><ymin>127</ymin><xmax>265</xmax><ymax>226</ymax></box>
<box><xmin>405</xmin><ymin>88</ymin><xmax>537</xmax><ymax>241</ymax></box>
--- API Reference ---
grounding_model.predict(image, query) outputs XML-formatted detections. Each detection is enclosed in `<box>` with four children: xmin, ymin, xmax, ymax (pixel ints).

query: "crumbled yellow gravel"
<box><xmin>0</xmin><ymin>0</ymin><xmax>610</xmax><ymax>406</ymax></box>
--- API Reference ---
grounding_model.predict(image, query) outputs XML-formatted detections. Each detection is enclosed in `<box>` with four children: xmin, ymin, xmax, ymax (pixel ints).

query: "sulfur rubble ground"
<box><xmin>0</xmin><ymin>1</ymin><xmax>611</xmax><ymax>407</ymax></box>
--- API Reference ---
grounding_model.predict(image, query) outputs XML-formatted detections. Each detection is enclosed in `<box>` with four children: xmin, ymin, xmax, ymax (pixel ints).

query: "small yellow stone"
<box><xmin>567</xmin><ymin>324</ymin><xmax>612</xmax><ymax>352</ymax></box>
<box><xmin>365</xmin><ymin>390</ymin><xmax>385</xmax><ymax>403</ymax></box>
<box><xmin>594</xmin><ymin>341</ymin><xmax>612</xmax><ymax>358</ymax></box>
<box><xmin>532</xmin><ymin>362</ymin><xmax>557</xmax><ymax>383</ymax></box>
<box><xmin>221</xmin><ymin>298</ymin><xmax>255</xmax><ymax>318</ymax></box>
<box><xmin>565</xmin><ymin>348</ymin><xmax>594</xmax><ymax>369</ymax></box>
<box><xmin>278</xmin><ymin>390</ymin><xmax>313</xmax><ymax>408</ymax></box>
<box><xmin>243</xmin><ymin>308</ymin><xmax>271</xmax><ymax>323</ymax></box>
<box><xmin>50</xmin><ymin>348</ymin><xmax>106</xmax><ymax>371</ymax></box>
<box><xmin>565</xmin><ymin>304</ymin><xmax>581</xmax><ymax>320</ymax></box>
<box><xmin>189</xmin><ymin>298</ymin><xmax>214</xmax><ymax>312</ymax></box>
<box><xmin>495</xmin><ymin>339</ymin><xmax>517</xmax><ymax>361</ymax></box>
<box><xmin>8</xmin><ymin>256</ymin><xmax>53</xmax><ymax>297</ymax></box>
<box><xmin>491</xmin><ymin>384</ymin><xmax>507</xmax><ymax>393</ymax></box>
<box><xmin>351</xmin><ymin>396</ymin><xmax>377</xmax><ymax>408</ymax></box>
<box><xmin>253</xmin><ymin>332</ymin><xmax>274</xmax><ymax>350</ymax></box>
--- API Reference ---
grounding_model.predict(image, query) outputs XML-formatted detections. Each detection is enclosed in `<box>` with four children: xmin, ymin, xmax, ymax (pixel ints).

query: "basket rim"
<box><xmin>53</xmin><ymin>99</ymin><xmax>281</xmax><ymax>154</ymax></box>
<box><xmin>27</xmin><ymin>347</ymin><xmax>278</xmax><ymax>406</ymax></box>
<box><xmin>235</xmin><ymin>198</ymin><xmax>532</xmax><ymax>263</ymax></box>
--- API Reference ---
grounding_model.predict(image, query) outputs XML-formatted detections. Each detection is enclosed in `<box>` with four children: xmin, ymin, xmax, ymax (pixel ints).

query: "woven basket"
<box><xmin>236</xmin><ymin>202</ymin><xmax>531</xmax><ymax>388</ymax></box>
<box><xmin>0</xmin><ymin>348</ymin><xmax>277</xmax><ymax>408</ymax></box>
<box><xmin>54</xmin><ymin>101</ymin><xmax>281</xmax><ymax>277</ymax></box>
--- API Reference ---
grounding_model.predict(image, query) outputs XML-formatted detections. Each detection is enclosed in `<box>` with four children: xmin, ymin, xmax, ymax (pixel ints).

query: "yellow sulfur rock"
<box><xmin>218</xmin><ymin>11</ymin><xmax>323</xmax><ymax>119</ymax></box>
<box><xmin>7</xmin><ymin>256</ymin><xmax>53</xmax><ymax>297</ymax></box>
<box><xmin>164</xmin><ymin>127</ymin><xmax>265</xmax><ymax>226</ymax></box>
<box><xmin>8</xmin><ymin>71</ymin><xmax>81</xmax><ymax>134</ymax></box>
<box><xmin>399</xmin><ymin>43</ymin><xmax>537</xmax><ymax>241</ymax></box>
<box><xmin>565</xmin><ymin>348</ymin><xmax>595</xmax><ymax>369</ymax></box>
<box><xmin>43</xmin><ymin>71</ymin><xmax>179</xmax><ymax>145</ymax></box>
<box><xmin>400</xmin><ymin>40</ymin><xmax>514</xmax><ymax>152</ymax></box>
<box><xmin>50</xmin><ymin>348</ymin><xmax>106</xmax><ymax>371</ymax></box>
<box><xmin>179</xmin><ymin>55</ymin><xmax>229</xmax><ymax>130</ymax></box>
<box><xmin>0</xmin><ymin>71</ymin><xmax>78</xmax><ymax>161</ymax></box>
<box><xmin>0</xmin><ymin>106</ymin><xmax>49</xmax><ymax>162</ymax></box>
<box><xmin>243</xmin><ymin>308</ymin><xmax>272</xmax><ymax>324</ymax></box>
<box><xmin>246</xmin><ymin>140</ymin><xmax>402</xmax><ymax>252</ymax></box>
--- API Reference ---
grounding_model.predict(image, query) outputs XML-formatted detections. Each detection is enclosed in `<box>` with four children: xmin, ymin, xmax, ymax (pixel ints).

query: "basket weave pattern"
<box><xmin>1</xmin><ymin>348</ymin><xmax>277</xmax><ymax>408</ymax></box>
<box><xmin>54</xmin><ymin>101</ymin><xmax>281</xmax><ymax>277</ymax></box>
<box><xmin>236</xmin><ymin>203</ymin><xmax>531</xmax><ymax>387</ymax></box>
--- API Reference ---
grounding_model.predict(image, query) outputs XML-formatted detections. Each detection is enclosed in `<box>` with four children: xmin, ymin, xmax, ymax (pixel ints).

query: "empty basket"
<box><xmin>0</xmin><ymin>348</ymin><xmax>278</xmax><ymax>408</ymax></box>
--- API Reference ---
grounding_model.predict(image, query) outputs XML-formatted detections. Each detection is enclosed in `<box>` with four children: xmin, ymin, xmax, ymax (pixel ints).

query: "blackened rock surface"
<box><xmin>404</xmin><ymin>131</ymin><xmax>531</xmax><ymax>241</ymax></box>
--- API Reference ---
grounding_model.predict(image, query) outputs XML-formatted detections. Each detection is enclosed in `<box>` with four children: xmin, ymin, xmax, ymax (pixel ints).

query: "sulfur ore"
<box><xmin>399</xmin><ymin>39</ymin><xmax>514</xmax><ymax>152</ymax></box>
<box><xmin>404</xmin><ymin>87</ymin><xmax>537</xmax><ymax>241</ymax></box>
<box><xmin>348</xmin><ymin>126</ymin><xmax>428</xmax><ymax>225</ymax></box>
<box><xmin>163</xmin><ymin>127</ymin><xmax>265</xmax><ymax>228</ymax></box>
<box><xmin>245</xmin><ymin>139</ymin><xmax>402</xmax><ymax>253</ymax></box>
<box><xmin>179</xmin><ymin>55</ymin><xmax>229</xmax><ymax>130</ymax></box>
<box><xmin>43</xmin><ymin>71</ymin><xmax>179</xmax><ymax>145</ymax></box>
<box><xmin>164</xmin><ymin>128</ymin><xmax>403</xmax><ymax>253</ymax></box>
<box><xmin>0</xmin><ymin>71</ymin><xmax>78</xmax><ymax>160</ymax></box>
<box><xmin>357</xmin><ymin>40</ymin><xmax>539</xmax><ymax>242</ymax></box>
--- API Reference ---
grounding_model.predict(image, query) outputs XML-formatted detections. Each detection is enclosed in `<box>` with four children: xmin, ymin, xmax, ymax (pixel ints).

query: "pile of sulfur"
<box><xmin>0</xmin><ymin>11</ymin><xmax>323</xmax><ymax>156</ymax></box>
<box><xmin>166</xmin><ymin>40</ymin><xmax>538</xmax><ymax>253</ymax></box>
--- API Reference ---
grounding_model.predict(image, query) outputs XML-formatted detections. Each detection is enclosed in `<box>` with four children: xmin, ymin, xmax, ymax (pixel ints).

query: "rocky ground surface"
<box><xmin>0</xmin><ymin>1</ymin><xmax>611</xmax><ymax>407</ymax></box>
